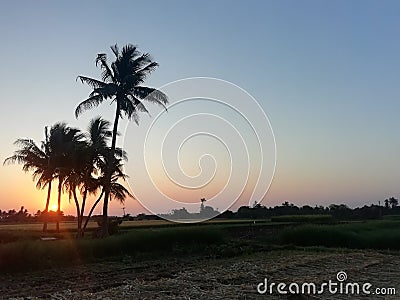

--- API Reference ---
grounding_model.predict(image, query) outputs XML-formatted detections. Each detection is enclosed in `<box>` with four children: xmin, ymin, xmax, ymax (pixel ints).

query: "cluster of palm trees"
<box><xmin>4</xmin><ymin>43</ymin><xmax>168</xmax><ymax>237</ymax></box>
<box><xmin>5</xmin><ymin>118</ymin><xmax>131</xmax><ymax>237</ymax></box>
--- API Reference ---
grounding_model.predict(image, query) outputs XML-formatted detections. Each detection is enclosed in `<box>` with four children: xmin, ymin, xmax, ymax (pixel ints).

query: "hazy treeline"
<box><xmin>0</xmin><ymin>206</ymin><xmax>75</xmax><ymax>223</ymax></box>
<box><xmin>1</xmin><ymin>197</ymin><xmax>398</xmax><ymax>223</ymax></box>
<box><xmin>141</xmin><ymin>197</ymin><xmax>400</xmax><ymax>221</ymax></box>
<box><xmin>222</xmin><ymin>198</ymin><xmax>399</xmax><ymax>220</ymax></box>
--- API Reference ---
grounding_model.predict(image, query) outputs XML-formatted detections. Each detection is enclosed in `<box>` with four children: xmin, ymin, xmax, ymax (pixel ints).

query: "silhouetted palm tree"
<box><xmin>3</xmin><ymin>129</ymin><xmax>55</xmax><ymax>232</ymax></box>
<box><xmin>63</xmin><ymin>118</ymin><xmax>106</xmax><ymax>236</ymax></box>
<box><xmin>389</xmin><ymin>197</ymin><xmax>399</xmax><ymax>209</ymax></box>
<box><xmin>62</xmin><ymin>117</ymin><xmax>129</xmax><ymax>237</ymax></box>
<box><xmin>81</xmin><ymin>158</ymin><xmax>132</xmax><ymax>236</ymax></box>
<box><xmin>384</xmin><ymin>198</ymin><xmax>390</xmax><ymax>209</ymax></box>
<box><xmin>79</xmin><ymin>118</ymin><xmax>111</xmax><ymax>234</ymax></box>
<box><xmin>47</xmin><ymin>123</ymin><xmax>84</xmax><ymax>232</ymax></box>
<box><xmin>76</xmin><ymin>43</ymin><xmax>168</xmax><ymax>236</ymax></box>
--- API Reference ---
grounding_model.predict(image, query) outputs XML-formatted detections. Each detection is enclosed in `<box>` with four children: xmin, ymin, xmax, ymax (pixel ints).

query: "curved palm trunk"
<box><xmin>101</xmin><ymin>101</ymin><xmax>120</xmax><ymax>237</ymax></box>
<box><xmin>42</xmin><ymin>181</ymin><xmax>52</xmax><ymax>233</ymax></box>
<box><xmin>56</xmin><ymin>177</ymin><xmax>62</xmax><ymax>232</ymax></box>
<box><xmin>82</xmin><ymin>189</ymin><xmax>104</xmax><ymax>237</ymax></box>
<box><xmin>79</xmin><ymin>188</ymin><xmax>88</xmax><ymax>227</ymax></box>
<box><xmin>73</xmin><ymin>188</ymin><xmax>83</xmax><ymax>238</ymax></box>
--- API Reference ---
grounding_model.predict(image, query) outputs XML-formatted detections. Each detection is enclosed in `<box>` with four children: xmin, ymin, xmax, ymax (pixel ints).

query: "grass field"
<box><xmin>0</xmin><ymin>217</ymin><xmax>399</xmax><ymax>298</ymax></box>
<box><xmin>1</xmin><ymin>217</ymin><xmax>400</xmax><ymax>272</ymax></box>
<box><xmin>0</xmin><ymin>218</ymin><xmax>270</xmax><ymax>231</ymax></box>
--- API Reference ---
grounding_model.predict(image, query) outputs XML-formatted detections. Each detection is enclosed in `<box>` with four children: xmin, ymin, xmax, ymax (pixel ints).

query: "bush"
<box><xmin>94</xmin><ymin>217</ymin><xmax>123</xmax><ymax>237</ymax></box>
<box><xmin>271</xmin><ymin>214</ymin><xmax>334</xmax><ymax>223</ymax></box>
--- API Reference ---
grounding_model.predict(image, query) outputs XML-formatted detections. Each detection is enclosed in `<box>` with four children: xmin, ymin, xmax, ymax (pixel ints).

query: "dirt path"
<box><xmin>1</xmin><ymin>250</ymin><xmax>399</xmax><ymax>299</ymax></box>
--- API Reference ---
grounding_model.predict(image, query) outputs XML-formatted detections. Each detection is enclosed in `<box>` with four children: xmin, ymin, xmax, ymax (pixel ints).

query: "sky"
<box><xmin>0</xmin><ymin>0</ymin><xmax>399</xmax><ymax>216</ymax></box>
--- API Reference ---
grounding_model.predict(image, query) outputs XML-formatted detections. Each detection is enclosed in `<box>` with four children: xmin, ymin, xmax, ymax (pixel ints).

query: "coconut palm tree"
<box><xmin>81</xmin><ymin>159</ymin><xmax>132</xmax><ymax>237</ymax></box>
<box><xmin>66</xmin><ymin>117</ymin><xmax>116</xmax><ymax>236</ymax></box>
<box><xmin>3</xmin><ymin>129</ymin><xmax>55</xmax><ymax>232</ymax></box>
<box><xmin>63</xmin><ymin>117</ymin><xmax>129</xmax><ymax>237</ymax></box>
<box><xmin>389</xmin><ymin>197</ymin><xmax>399</xmax><ymax>209</ymax></box>
<box><xmin>76</xmin><ymin>43</ymin><xmax>168</xmax><ymax>237</ymax></box>
<box><xmin>47</xmin><ymin>123</ymin><xmax>84</xmax><ymax>232</ymax></box>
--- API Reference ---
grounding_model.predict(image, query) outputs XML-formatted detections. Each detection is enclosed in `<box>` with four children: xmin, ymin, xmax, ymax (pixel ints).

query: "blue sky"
<box><xmin>0</xmin><ymin>0</ymin><xmax>399</xmax><ymax>215</ymax></box>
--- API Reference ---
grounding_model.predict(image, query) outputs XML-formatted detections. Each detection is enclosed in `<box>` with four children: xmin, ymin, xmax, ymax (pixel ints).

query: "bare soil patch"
<box><xmin>1</xmin><ymin>249</ymin><xmax>399</xmax><ymax>299</ymax></box>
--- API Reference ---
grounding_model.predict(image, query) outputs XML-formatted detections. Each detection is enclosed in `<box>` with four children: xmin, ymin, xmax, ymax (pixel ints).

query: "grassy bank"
<box><xmin>279</xmin><ymin>220</ymin><xmax>400</xmax><ymax>249</ymax></box>
<box><xmin>0</xmin><ymin>226</ymin><xmax>224</xmax><ymax>272</ymax></box>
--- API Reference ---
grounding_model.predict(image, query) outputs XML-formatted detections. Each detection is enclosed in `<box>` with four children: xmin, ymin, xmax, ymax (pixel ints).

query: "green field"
<box><xmin>0</xmin><ymin>218</ymin><xmax>269</xmax><ymax>231</ymax></box>
<box><xmin>1</xmin><ymin>217</ymin><xmax>400</xmax><ymax>272</ymax></box>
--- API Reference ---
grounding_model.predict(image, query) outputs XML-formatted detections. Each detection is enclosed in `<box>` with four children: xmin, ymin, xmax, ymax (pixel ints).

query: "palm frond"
<box><xmin>110</xmin><ymin>44</ymin><xmax>119</xmax><ymax>58</ymax></box>
<box><xmin>111</xmin><ymin>62</ymin><xmax>120</xmax><ymax>82</ymax></box>
<box><xmin>121</xmin><ymin>74</ymin><xmax>140</xmax><ymax>86</ymax></box>
<box><xmin>94</xmin><ymin>83</ymin><xmax>118</xmax><ymax>98</ymax></box>
<box><xmin>95</xmin><ymin>53</ymin><xmax>107</xmax><ymax>67</ymax></box>
<box><xmin>136</xmin><ymin>61</ymin><xmax>159</xmax><ymax>79</ymax></box>
<box><xmin>75</xmin><ymin>94</ymin><xmax>104</xmax><ymax>118</ymax></box>
<box><xmin>127</xmin><ymin>94</ymin><xmax>150</xmax><ymax>114</ymax></box>
<box><xmin>3</xmin><ymin>154</ymin><xmax>25</xmax><ymax>166</ymax></box>
<box><xmin>110</xmin><ymin>182</ymin><xmax>134</xmax><ymax>204</ymax></box>
<box><xmin>133</xmin><ymin>86</ymin><xmax>168</xmax><ymax>109</ymax></box>
<box><xmin>13</xmin><ymin>139</ymin><xmax>41</xmax><ymax>151</ymax></box>
<box><xmin>121</xmin><ymin>44</ymin><xmax>139</xmax><ymax>60</ymax></box>
<box><xmin>96</xmin><ymin>53</ymin><xmax>115</xmax><ymax>82</ymax></box>
<box><xmin>118</xmin><ymin>96</ymin><xmax>140</xmax><ymax>124</ymax></box>
<box><xmin>87</xmin><ymin>117</ymin><xmax>112</xmax><ymax>142</ymax></box>
<box><xmin>77</xmin><ymin>76</ymin><xmax>107</xmax><ymax>89</ymax></box>
<box><xmin>135</xmin><ymin>102</ymin><xmax>150</xmax><ymax>114</ymax></box>
<box><xmin>130</xmin><ymin>53</ymin><xmax>152</xmax><ymax>71</ymax></box>
<box><xmin>101</xmin><ymin>68</ymin><xmax>113</xmax><ymax>83</ymax></box>
<box><xmin>35</xmin><ymin>172</ymin><xmax>52</xmax><ymax>189</ymax></box>
<box><xmin>115</xmin><ymin>46</ymin><xmax>142</xmax><ymax>78</ymax></box>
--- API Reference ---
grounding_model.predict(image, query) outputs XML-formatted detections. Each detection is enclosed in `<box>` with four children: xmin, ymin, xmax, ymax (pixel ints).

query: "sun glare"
<box><xmin>50</xmin><ymin>204</ymin><xmax>58</xmax><ymax>211</ymax></box>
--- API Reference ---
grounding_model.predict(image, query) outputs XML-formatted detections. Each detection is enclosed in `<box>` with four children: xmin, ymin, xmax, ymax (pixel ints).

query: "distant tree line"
<box><xmin>2</xmin><ymin>197</ymin><xmax>398</xmax><ymax>223</ymax></box>
<box><xmin>0</xmin><ymin>206</ymin><xmax>74</xmax><ymax>223</ymax></box>
<box><xmin>127</xmin><ymin>197</ymin><xmax>400</xmax><ymax>221</ymax></box>
<box><xmin>217</xmin><ymin>198</ymin><xmax>400</xmax><ymax>220</ymax></box>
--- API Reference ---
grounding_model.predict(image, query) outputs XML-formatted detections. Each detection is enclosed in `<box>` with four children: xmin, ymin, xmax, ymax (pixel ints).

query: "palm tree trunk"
<box><xmin>56</xmin><ymin>177</ymin><xmax>62</xmax><ymax>232</ymax></box>
<box><xmin>80</xmin><ymin>188</ymin><xmax>88</xmax><ymax>227</ymax></box>
<box><xmin>72</xmin><ymin>188</ymin><xmax>82</xmax><ymax>238</ymax></box>
<box><xmin>101</xmin><ymin>101</ymin><xmax>120</xmax><ymax>237</ymax></box>
<box><xmin>82</xmin><ymin>190</ymin><xmax>104</xmax><ymax>236</ymax></box>
<box><xmin>42</xmin><ymin>181</ymin><xmax>52</xmax><ymax>233</ymax></box>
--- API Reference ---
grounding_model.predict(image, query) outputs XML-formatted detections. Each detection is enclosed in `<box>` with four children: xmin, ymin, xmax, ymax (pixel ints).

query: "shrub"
<box><xmin>271</xmin><ymin>214</ymin><xmax>334</xmax><ymax>223</ymax></box>
<box><xmin>94</xmin><ymin>218</ymin><xmax>123</xmax><ymax>237</ymax></box>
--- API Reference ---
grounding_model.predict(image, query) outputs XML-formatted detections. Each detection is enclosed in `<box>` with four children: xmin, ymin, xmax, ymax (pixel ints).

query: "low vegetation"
<box><xmin>0</xmin><ymin>226</ymin><xmax>224</xmax><ymax>271</ymax></box>
<box><xmin>279</xmin><ymin>220</ymin><xmax>400</xmax><ymax>249</ymax></box>
<box><xmin>1</xmin><ymin>218</ymin><xmax>400</xmax><ymax>272</ymax></box>
<box><xmin>270</xmin><ymin>214</ymin><xmax>334</xmax><ymax>223</ymax></box>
